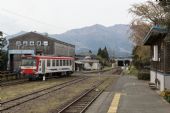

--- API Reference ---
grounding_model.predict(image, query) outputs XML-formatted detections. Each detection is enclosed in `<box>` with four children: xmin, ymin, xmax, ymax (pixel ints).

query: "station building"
<box><xmin>75</xmin><ymin>56</ymin><xmax>101</xmax><ymax>71</ymax></box>
<box><xmin>144</xmin><ymin>26</ymin><xmax>170</xmax><ymax>91</ymax></box>
<box><xmin>75</xmin><ymin>52</ymin><xmax>101</xmax><ymax>71</ymax></box>
<box><xmin>8</xmin><ymin>32</ymin><xmax>75</xmax><ymax>72</ymax></box>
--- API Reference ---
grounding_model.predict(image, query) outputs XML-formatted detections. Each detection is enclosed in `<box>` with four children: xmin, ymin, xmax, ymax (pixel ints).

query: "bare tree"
<box><xmin>0</xmin><ymin>31</ymin><xmax>7</xmax><ymax>51</ymax></box>
<box><xmin>129</xmin><ymin>1</ymin><xmax>166</xmax><ymax>25</ymax></box>
<box><xmin>129</xmin><ymin>1</ymin><xmax>167</xmax><ymax>45</ymax></box>
<box><xmin>128</xmin><ymin>1</ymin><xmax>165</xmax><ymax>68</ymax></box>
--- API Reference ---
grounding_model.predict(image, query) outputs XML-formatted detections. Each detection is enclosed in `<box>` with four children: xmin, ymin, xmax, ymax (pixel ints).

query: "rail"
<box><xmin>0</xmin><ymin>77</ymin><xmax>88</xmax><ymax>112</ymax></box>
<box><xmin>56</xmin><ymin>79</ymin><xmax>108</xmax><ymax>113</ymax></box>
<box><xmin>0</xmin><ymin>79</ymin><xmax>29</xmax><ymax>87</ymax></box>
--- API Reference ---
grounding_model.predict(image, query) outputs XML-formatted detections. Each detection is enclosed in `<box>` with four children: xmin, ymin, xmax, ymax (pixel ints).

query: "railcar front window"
<box><xmin>22</xmin><ymin>59</ymin><xmax>36</xmax><ymax>66</ymax></box>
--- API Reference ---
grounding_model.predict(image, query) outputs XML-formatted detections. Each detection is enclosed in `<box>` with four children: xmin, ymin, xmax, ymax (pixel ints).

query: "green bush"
<box><xmin>164</xmin><ymin>90</ymin><xmax>170</xmax><ymax>103</ymax></box>
<box><xmin>137</xmin><ymin>70</ymin><xmax>150</xmax><ymax>80</ymax></box>
<box><xmin>128</xmin><ymin>65</ymin><xmax>139</xmax><ymax>76</ymax></box>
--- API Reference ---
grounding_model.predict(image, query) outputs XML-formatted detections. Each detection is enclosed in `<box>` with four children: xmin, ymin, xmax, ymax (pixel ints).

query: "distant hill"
<box><xmin>51</xmin><ymin>24</ymin><xmax>133</xmax><ymax>57</ymax></box>
<box><xmin>5</xmin><ymin>24</ymin><xmax>133</xmax><ymax>57</ymax></box>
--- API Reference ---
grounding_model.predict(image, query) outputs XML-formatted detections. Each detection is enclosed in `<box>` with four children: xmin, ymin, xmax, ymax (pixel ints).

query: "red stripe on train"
<box><xmin>21</xmin><ymin>69</ymin><xmax>34</xmax><ymax>75</ymax></box>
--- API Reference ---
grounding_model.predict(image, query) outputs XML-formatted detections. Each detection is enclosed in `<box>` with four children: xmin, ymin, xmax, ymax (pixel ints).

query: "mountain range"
<box><xmin>5</xmin><ymin>24</ymin><xmax>133</xmax><ymax>57</ymax></box>
<box><xmin>51</xmin><ymin>24</ymin><xmax>133</xmax><ymax>57</ymax></box>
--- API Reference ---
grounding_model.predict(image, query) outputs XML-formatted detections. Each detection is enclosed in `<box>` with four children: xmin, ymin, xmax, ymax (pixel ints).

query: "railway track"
<box><xmin>0</xmin><ymin>77</ymin><xmax>88</xmax><ymax>112</ymax></box>
<box><xmin>0</xmin><ymin>79</ymin><xmax>29</xmax><ymax>87</ymax></box>
<box><xmin>56</xmin><ymin>79</ymin><xmax>107</xmax><ymax>113</ymax></box>
<box><xmin>112</xmin><ymin>67</ymin><xmax>122</xmax><ymax>75</ymax></box>
<box><xmin>0</xmin><ymin>76</ymin><xmax>65</xmax><ymax>87</ymax></box>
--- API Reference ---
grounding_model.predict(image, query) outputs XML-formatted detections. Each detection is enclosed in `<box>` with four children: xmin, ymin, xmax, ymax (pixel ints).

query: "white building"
<box><xmin>75</xmin><ymin>56</ymin><xmax>101</xmax><ymax>71</ymax></box>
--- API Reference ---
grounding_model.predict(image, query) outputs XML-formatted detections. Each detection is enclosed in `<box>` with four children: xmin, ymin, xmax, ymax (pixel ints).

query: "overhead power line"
<box><xmin>0</xmin><ymin>8</ymin><xmax>62</xmax><ymax>30</ymax></box>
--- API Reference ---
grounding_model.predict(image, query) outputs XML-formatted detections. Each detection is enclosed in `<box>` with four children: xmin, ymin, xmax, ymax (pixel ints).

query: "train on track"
<box><xmin>20</xmin><ymin>55</ymin><xmax>75</xmax><ymax>80</ymax></box>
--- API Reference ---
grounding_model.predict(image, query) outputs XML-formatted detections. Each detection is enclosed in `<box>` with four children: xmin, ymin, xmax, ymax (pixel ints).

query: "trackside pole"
<box><xmin>43</xmin><ymin>75</ymin><xmax>46</xmax><ymax>81</ymax></box>
<box><xmin>98</xmin><ymin>69</ymin><xmax>101</xmax><ymax>80</ymax></box>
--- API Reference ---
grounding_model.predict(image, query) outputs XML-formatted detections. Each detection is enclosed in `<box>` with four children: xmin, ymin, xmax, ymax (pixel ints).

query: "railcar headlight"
<box><xmin>33</xmin><ymin>69</ymin><xmax>37</xmax><ymax>74</ymax></box>
<box><xmin>20</xmin><ymin>70</ymin><xmax>24</xmax><ymax>74</ymax></box>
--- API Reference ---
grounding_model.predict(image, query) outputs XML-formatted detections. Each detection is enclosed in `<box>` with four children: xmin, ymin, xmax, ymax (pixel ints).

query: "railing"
<box><xmin>0</xmin><ymin>71</ymin><xmax>25</xmax><ymax>82</ymax></box>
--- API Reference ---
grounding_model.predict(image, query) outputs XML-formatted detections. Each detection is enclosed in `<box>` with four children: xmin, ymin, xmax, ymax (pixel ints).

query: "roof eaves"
<box><xmin>8</xmin><ymin>32</ymin><xmax>30</xmax><ymax>41</ymax></box>
<box><xmin>9</xmin><ymin>32</ymin><xmax>75</xmax><ymax>47</ymax></box>
<box><xmin>143</xmin><ymin>26</ymin><xmax>168</xmax><ymax>45</ymax></box>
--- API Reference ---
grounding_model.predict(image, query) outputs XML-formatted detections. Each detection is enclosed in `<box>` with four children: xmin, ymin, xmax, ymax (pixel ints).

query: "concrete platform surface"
<box><xmin>85</xmin><ymin>76</ymin><xmax>170</xmax><ymax>113</ymax></box>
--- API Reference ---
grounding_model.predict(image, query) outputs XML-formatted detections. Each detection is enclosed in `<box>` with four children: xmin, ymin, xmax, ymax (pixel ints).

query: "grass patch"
<box><xmin>25</xmin><ymin>76</ymin><xmax>109</xmax><ymax>113</ymax></box>
<box><xmin>0</xmin><ymin>77</ymin><xmax>77</xmax><ymax>101</ymax></box>
<box><xmin>123</xmin><ymin>65</ymin><xmax>139</xmax><ymax>76</ymax></box>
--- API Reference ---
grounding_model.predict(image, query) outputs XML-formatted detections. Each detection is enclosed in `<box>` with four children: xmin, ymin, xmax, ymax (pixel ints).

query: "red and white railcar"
<box><xmin>20</xmin><ymin>55</ymin><xmax>74</xmax><ymax>80</ymax></box>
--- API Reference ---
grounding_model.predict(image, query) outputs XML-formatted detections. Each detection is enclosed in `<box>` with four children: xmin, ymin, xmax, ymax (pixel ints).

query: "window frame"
<box><xmin>47</xmin><ymin>59</ymin><xmax>51</xmax><ymax>67</ymax></box>
<box><xmin>56</xmin><ymin>60</ymin><xmax>59</xmax><ymax>66</ymax></box>
<box><xmin>16</xmin><ymin>41</ymin><xmax>22</xmax><ymax>46</ymax></box>
<box><xmin>52</xmin><ymin>59</ymin><xmax>55</xmax><ymax>66</ymax></box>
<box><xmin>60</xmin><ymin>60</ymin><xmax>63</xmax><ymax>66</ymax></box>
<box><xmin>23</xmin><ymin>41</ymin><xmax>28</xmax><ymax>46</ymax></box>
<box><xmin>37</xmin><ymin>41</ymin><xmax>41</xmax><ymax>46</ymax></box>
<box><xmin>30</xmin><ymin>41</ymin><xmax>35</xmax><ymax>46</ymax></box>
<box><xmin>43</xmin><ymin>41</ymin><xmax>48</xmax><ymax>46</ymax></box>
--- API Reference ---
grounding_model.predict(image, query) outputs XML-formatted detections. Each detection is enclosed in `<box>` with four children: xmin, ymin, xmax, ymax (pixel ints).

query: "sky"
<box><xmin>0</xmin><ymin>0</ymin><xmax>150</xmax><ymax>35</ymax></box>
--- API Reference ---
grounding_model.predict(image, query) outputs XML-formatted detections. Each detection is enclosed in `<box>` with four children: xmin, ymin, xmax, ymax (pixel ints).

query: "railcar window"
<box><xmin>66</xmin><ymin>60</ymin><xmax>68</xmax><ymax>66</ymax></box>
<box><xmin>56</xmin><ymin>60</ymin><xmax>59</xmax><ymax>66</ymax></box>
<box><xmin>21</xmin><ymin>58</ymin><xmax>36</xmax><ymax>66</ymax></box>
<box><xmin>68</xmin><ymin>60</ymin><xmax>70</xmax><ymax>66</ymax></box>
<box><xmin>60</xmin><ymin>60</ymin><xmax>62</xmax><ymax>66</ymax></box>
<box><xmin>70</xmin><ymin>60</ymin><xmax>72</xmax><ymax>66</ymax></box>
<box><xmin>47</xmin><ymin>60</ymin><xmax>51</xmax><ymax>67</ymax></box>
<box><xmin>52</xmin><ymin>59</ymin><xmax>55</xmax><ymax>66</ymax></box>
<box><xmin>63</xmin><ymin>60</ymin><xmax>66</xmax><ymax>66</ymax></box>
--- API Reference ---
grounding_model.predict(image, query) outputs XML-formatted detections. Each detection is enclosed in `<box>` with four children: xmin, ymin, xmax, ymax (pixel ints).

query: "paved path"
<box><xmin>85</xmin><ymin>75</ymin><xmax>170</xmax><ymax>113</ymax></box>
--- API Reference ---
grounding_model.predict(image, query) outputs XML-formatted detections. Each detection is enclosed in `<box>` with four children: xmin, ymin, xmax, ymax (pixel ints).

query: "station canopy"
<box><xmin>143</xmin><ymin>26</ymin><xmax>168</xmax><ymax>45</ymax></box>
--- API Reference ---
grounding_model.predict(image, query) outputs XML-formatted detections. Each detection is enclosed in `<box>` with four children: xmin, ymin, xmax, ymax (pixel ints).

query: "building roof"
<box><xmin>143</xmin><ymin>26</ymin><xmax>168</xmax><ymax>45</ymax></box>
<box><xmin>9</xmin><ymin>32</ymin><xmax>75</xmax><ymax>47</ymax></box>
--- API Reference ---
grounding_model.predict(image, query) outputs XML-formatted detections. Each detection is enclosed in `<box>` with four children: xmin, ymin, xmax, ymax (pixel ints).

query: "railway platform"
<box><xmin>85</xmin><ymin>75</ymin><xmax>170</xmax><ymax>113</ymax></box>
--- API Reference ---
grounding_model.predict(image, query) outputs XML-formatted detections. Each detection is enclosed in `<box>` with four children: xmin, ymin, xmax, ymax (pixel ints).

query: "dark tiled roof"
<box><xmin>9</xmin><ymin>32</ymin><xmax>75</xmax><ymax>47</ymax></box>
<box><xmin>143</xmin><ymin>26</ymin><xmax>168</xmax><ymax>45</ymax></box>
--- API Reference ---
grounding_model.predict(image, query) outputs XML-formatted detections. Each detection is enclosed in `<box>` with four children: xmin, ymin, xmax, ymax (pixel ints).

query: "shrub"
<box><xmin>164</xmin><ymin>90</ymin><xmax>170</xmax><ymax>103</ymax></box>
<box><xmin>137</xmin><ymin>70</ymin><xmax>150</xmax><ymax>80</ymax></box>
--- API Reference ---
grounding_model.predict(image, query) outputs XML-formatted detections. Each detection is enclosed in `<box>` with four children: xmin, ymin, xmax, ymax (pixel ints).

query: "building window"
<box><xmin>43</xmin><ymin>41</ymin><xmax>48</xmax><ymax>46</ymax></box>
<box><xmin>23</xmin><ymin>41</ymin><xmax>28</xmax><ymax>46</ymax></box>
<box><xmin>30</xmin><ymin>41</ymin><xmax>34</xmax><ymax>46</ymax></box>
<box><xmin>37</xmin><ymin>41</ymin><xmax>41</xmax><ymax>46</ymax></box>
<box><xmin>16</xmin><ymin>41</ymin><xmax>22</xmax><ymax>46</ymax></box>
<box><xmin>153</xmin><ymin>45</ymin><xmax>158</xmax><ymax>61</ymax></box>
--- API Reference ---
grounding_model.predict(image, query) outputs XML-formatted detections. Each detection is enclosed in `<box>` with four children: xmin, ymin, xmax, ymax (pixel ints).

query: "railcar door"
<box><xmin>42</xmin><ymin>60</ymin><xmax>46</xmax><ymax>74</ymax></box>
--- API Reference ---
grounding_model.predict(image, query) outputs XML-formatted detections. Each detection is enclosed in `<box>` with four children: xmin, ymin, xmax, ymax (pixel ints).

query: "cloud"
<box><xmin>0</xmin><ymin>0</ymin><xmax>149</xmax><ymax>35</ymax></box>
